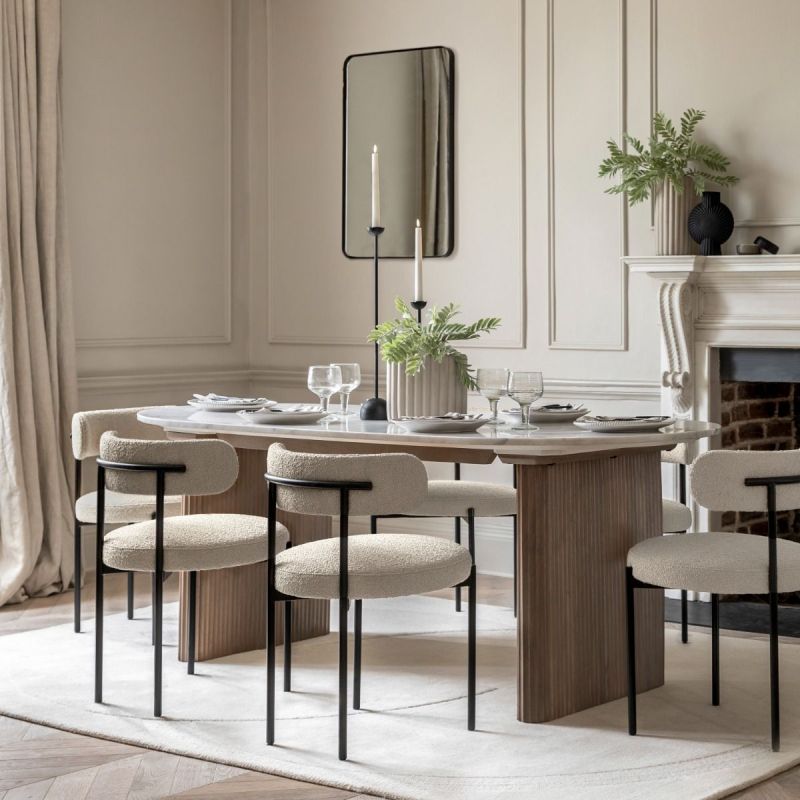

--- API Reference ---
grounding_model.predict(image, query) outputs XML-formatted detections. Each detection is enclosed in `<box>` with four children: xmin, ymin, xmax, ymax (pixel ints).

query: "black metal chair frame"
<box><xmin>626</xmin><ymin>471</ymin><xmax>800</xmax><ymax>752</ymax></box>
<box><xmin>265</xmin><ymin>472</ymin><xmax>478</xmax><ymax>762</ymax></box>
<box><xmin>94</xmin><ymin>458</ymin><xmax>200</xmax><ymax>718</ymax></box>
<box><xmin>371</xmin><ymin>463</ymin><xmax>518</xmax><ymax>616</ymax></box>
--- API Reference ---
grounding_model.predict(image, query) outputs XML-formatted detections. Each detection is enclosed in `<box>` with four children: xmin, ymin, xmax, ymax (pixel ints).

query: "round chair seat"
<box><xmin>628</xmin><ymin>532</ymin><xmax>800</xmax><ymax>594</ymax></box>
<box><xmin>662</xmin><ymin>498</ymin><xmax>692</xmax><ymax>533</ymax></box>
<box><xmin>103</xmin><ymin>514</ymin><xmax>289</xmax><ymax>572</ymax></box>
<box><xmin>275</xmin><ymin>533</ymin><xmax>472</xmax><ymax>600</ymax></box>
<box><xmin>411</xmin><ymin>480</ymin><xmax>516</xmax><ymax>518</ymax></box>
<box><xmin>76</xmin><ymin>490</ymin><xmax>182</xmax><ymax>524</ymax></box>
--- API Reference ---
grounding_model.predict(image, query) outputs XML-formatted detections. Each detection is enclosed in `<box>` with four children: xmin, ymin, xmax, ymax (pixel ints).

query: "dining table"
<box><xmin>137</xmin><ymin>405</ymin><xmax>719</xmax><ymax>724</ymax></box>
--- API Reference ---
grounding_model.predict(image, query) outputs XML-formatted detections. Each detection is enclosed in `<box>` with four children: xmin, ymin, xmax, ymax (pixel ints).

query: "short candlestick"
<box><xmin>411</xmin><ymin>299</ymin><xmax>427</xmax><ymax>324</ymax></box>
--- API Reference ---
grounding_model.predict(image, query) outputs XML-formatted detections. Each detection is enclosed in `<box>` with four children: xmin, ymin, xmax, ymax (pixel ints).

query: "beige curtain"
<box><xmin>419</xmin><ymin>48</ymin><xmax>451</xmax><ymax>255</ymax></box>
<box><xmin>0</xmin><ymin>0</ymin><xmax>77</xmax><ymax>606</ymax></box>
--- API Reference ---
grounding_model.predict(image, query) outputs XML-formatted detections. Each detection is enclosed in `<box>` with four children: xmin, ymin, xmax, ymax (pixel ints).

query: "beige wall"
<box><xmin>62</xmin><ymin>0</ymin><xmax>800</xmax><ymax>574</ymax></box>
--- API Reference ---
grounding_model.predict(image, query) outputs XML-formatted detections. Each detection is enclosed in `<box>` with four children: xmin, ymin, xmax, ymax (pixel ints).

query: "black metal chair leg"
<box><xmin>154</xmin><ymin>567</ymin><xmax>163</xmax><ymax>717</ymax></box>
<box><xmin>625</xmin><ymin>567</ymin><xmax>637</xmax><ymax>736</ymax></box>
<box><xmin>467</xmin><ymin>509</ymin><xmax>477</xmax><ymax>731</ymax></box>
<box><xmin>770</xmin><ymin>588</ymin><xmax>780</xmax><ymax>751</ymax></box>
<box><xmin>127</xmin><ymin>572</ymin><xmax>135</xmax><ymax>620</ymax></box>
<box><xmin>74</xmin><ymin>520</ymin><xmax>82</xmax><ymax>633</ymax></box>
<box><xmin>354</xmin><ymin>599</ymin><xmax>362</xmax><ymax>710</ymax></box>
<box><xmin>681</xmin><ymin>589</ymin><xmax>688</xmax><ymax>643</ymax></box>
<box><xmin>188</xmin><ymin>571</ymin><xmax>197</xmax><ymax>675</ymax></box>
<box><xmin>283</xmin><ymin>600</ymin><xmax>292</xmax><ymax>692</ymax></box>
<box><xmin>94</xmin><ymin>551</ymin><xmax>104</xmax><ymax>704</ymax></box>
<box><xmin>151</xmin><ymin>573</ymin><xmax>156</xmax><ymax>646</ymax></box>
<box><xmin>711</xmin><ymin>593</ymin><xmax>720</xmax><ymax>707</ymax></box>
<box><xmin>512</xmin><ymin>514</ymin><xmax>518</xmax><ymax>619</ymax></box>
<box><xmin>339</xmin><ymin>598</ymin><xmax>349</xmax><ymax>761</ymax></box>
<box><xmin>512</xmin><ymin>466</ymin><xmax>518</xmax><ymax>618</ymax></box>
<box><xmin>454</xmin><ymin>516</ymin><xmax>462</xmax><ymax>612</ymax></box>
<box><xmin>266</xmin><ymin>573</ymin><xmax>276</xmax><ymax>745</ymax></box>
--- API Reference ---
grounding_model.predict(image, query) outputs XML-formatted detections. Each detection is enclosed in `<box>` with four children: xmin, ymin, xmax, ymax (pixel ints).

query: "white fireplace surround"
<box><xmin>627</xmin><ymin>254</ymin><xmax>800</xmax><ymax>537</ymax></box>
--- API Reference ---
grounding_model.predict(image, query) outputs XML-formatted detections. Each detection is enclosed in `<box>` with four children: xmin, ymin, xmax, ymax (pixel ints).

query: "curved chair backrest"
<box><xmin>72</xmin><ymin>407</ymin><xmax>157</xmax><ymax>460</ymax></box>
<box><xmin>266</xmin><ymin>443</ymin><xmax>428</xmax><ymax>516</ymax></box>
<box><xmin>691</xmin><ymin>449</ymin><xmax>800</xmax><ymax>512</ymax></box>
<box><xmin>99</xmin><ymin>432</ymin><xmax>239</xmax><ymax>497</ymax></box>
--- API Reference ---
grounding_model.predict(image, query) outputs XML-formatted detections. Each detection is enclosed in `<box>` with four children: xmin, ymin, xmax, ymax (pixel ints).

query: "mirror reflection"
<box><xmin>343</xmin><ymin>46</ymin><xmax>454</xmax><ymax>258</ymax></box>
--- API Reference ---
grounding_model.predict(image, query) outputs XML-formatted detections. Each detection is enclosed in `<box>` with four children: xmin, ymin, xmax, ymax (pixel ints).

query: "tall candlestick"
<box><xmin>371</xmin><ymin>145</ymin><xmax>381</xmax><ymax>228</ymax></box>
<box><xmin>414</xmin><ymin>218</ymin><xmax>423</xmax><ymax>301</ymax></box>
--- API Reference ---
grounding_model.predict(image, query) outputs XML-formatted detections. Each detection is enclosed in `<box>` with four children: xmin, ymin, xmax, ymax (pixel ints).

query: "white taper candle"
<box><xmin>371</xmin><ymin>145</ymin><xmax>381</xmax><ymax>228</ymax></box>
<box><xmin>414</xmin><ymin>218</ymin><xmax>423</xmax><ymax>301</ymax></box>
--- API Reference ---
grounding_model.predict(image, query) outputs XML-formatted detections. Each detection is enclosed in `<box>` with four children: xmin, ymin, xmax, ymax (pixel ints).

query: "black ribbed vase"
<box><xmin>688</xmin><ymin>191</ymin><xmax>734</xmax><ymax>256</ymax></box>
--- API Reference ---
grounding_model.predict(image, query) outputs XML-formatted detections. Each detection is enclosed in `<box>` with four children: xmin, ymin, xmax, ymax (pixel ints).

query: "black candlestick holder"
<box><xmin>360</xmin><ymin>225</ymin><xmax>388</xmax><ymax>421</ymax></box>
<box><xmin>411</xmin><ymin>299</ymin><xmax>427</xmax><ymax>324</ymax></box>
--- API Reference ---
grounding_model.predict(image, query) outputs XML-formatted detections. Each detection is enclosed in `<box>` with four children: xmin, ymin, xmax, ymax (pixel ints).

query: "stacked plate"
<box><xmin>237</xmin><ymin>405</ymin><xmax>328</xmax><ymax>425</ymax></box>
<box><xmin>188</xmin><ymin>393</ymin><xmax>276</xmax><ymax>412</ymax></box>
<box><xmin>396</xmin><ymin>413</ymin><xmax>486</xmax><ymax>434</ymax></box>
<box><xmin>573</xmin><ymin>415</ymin><xmax>675</xmax><ymax>433</ymax></box>
<box><xmin>504</xmin><ymin>403</ymin><xmax>588</xmax><ymax>423</ymax></box>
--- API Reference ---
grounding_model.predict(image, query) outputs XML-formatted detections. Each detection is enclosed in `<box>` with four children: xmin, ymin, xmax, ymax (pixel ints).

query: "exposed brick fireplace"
<box><xmin>718</xmin><ymin>349</ymin><xmax>800</xmax><ymax>604</ymax></box>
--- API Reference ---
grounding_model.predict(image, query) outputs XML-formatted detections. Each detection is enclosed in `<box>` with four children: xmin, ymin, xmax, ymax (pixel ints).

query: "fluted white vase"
<box><xmin>653</xmin><ymin>176</ymin><xmax>694</xmax><ymax>255</ymax></box>
<box><xmin>387</xmin><ymin>356</ymin><xmax>467</xmax><ymax>420</ymax></box>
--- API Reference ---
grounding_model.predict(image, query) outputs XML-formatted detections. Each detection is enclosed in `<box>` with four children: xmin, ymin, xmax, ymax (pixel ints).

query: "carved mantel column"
<box><xmin>625</xmin><ymin>256</ymin><xmax>703</xmax><ymax>420</ymax></box>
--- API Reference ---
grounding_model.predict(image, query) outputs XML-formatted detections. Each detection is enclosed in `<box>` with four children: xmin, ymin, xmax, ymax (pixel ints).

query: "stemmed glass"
<box><xmin>331</xmin><ymin>363</ymin><xmax>361</xmax><ymax>417</ymax></box>
<box><xmin>476</xmin><ymin>368</ymin><xmax>509</xmax><ymax>426</ymax></box>
<box><xmin>507</xmin><ymin>371</ymin><xmax>544</xmax><ymax>431</ymax></box>
<box><xmin>307</xmin><ymin>365</ymin><xmax>342</xmax><ymax>416</ymax></box>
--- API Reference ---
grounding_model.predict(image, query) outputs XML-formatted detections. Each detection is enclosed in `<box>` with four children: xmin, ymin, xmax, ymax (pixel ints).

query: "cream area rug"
<box><xmin>1</xmin><ymin>596</ymin><xmax>800</xmax><ymax>800</ymax></box>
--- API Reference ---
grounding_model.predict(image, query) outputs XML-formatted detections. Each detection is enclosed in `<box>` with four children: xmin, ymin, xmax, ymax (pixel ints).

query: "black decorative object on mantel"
<box><xmin>754</xmin><ymin>235</ymin><xmax>780</xmax><ymax>254</ymax></box>
<box><xmin>360</xmin><ymin>225</ymin><xmax>388</xmax><ymax>421</ymax></box>
<box><xmin>688</xmin><ymin>191</ymin><xmax>735</xmax><ymax>255</ymax></box>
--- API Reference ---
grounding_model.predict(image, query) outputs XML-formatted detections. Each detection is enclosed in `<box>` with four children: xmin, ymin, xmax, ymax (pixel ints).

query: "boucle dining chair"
<box><xmin>94</xmin><ymin>432</ymin><xmax>289</xmax><ymax>717</ymax></box>
<box><xmin>625</xmin><ymin>448</ymin><xmax>800</xmax><ymax>752</ymax></box>
<box><xmin>71</xmin><ymin>408</ymin><xmax>182</xmax><ymax>633</ymax></box>
<box><xmin>265</xmin><ymin>443</ymin><xmax>475</xmax><ymax>761</ymax></box>
<box><xmin>371</xmin><ymin>464</ymin><xmax>518</xmax><ymax>613</ymax></box>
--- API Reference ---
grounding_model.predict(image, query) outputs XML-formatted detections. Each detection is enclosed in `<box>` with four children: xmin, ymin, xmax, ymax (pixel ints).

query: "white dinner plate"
<box><xmin>504</xmin><ymin>405</ymin><xmax>588</xmax><ymax>423</ymax></box>
<box><xmin>573</xmin><ymin>415</ymin><xmax>675</xmax><ymax>433</ymax></box>
<box><xmin>188</xmin><ymin>398</ymin><xmax>276</xmax><ymax>413</ymax></box>
<box><xmin>396</xmin><ymin>415</ymin><xmax>487</xmax><ymax>434</ymax></box>
<box><xmin>237</xmin><ymin>408</ymin><xmax>328</xmax><ymax>425</ymax></box>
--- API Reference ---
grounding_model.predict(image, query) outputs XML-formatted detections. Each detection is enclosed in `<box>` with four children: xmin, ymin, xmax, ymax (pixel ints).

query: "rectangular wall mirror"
<box><xmin>342</xmin><ymin>46</ymin><xmax>454</xmax><ymax>259</ymax></box>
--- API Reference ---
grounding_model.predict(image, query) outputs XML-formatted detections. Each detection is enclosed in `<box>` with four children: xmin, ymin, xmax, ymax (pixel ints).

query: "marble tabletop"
<box><xmin>138</xmin><ymin>405</ymin><xmax>720</xmax><ymax>460</ymax></box>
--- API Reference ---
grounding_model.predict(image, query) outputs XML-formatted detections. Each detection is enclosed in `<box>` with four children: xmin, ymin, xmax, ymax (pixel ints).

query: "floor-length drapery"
<box><xmin>0</xmin><ymin>0</ymin><xmax>77</xmax><ymax>605</ymax></box>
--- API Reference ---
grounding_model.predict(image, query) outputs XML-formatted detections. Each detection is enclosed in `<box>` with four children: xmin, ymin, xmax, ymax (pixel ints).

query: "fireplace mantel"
<box><xmin>625</xmin><ymin>254</ymin><xmax>800</xmax><ymax>428</ymax></box>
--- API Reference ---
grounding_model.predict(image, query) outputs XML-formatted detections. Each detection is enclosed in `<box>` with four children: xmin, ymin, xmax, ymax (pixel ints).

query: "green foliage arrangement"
<box><xmin>368</xmin><ymin>297</ymin><xmax>501</xmax><ymax>389</ymax></box>
<box><xmin>598</xmin><ymin>108</ymin><xmax>739</xmax><ymax>204</ymax></box>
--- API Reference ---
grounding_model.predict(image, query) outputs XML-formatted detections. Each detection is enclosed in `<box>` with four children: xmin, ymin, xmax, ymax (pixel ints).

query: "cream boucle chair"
<box><xmin>625</xmin><ymin>448</ymin><xmax>800</xmax><ymax>752</ymax></box>
<box><xmin>94</xmin><ymin>433</ymin><xmax>289</xmax><ymax>717</ymax></box>
<box><xmin>265</xmin><ymin>444</ymin><xmax>475</xmax><ymax>762</ymax></box>
<box><xmin>370</xmin><ymin>464</ymin><xmax>517</xmax><ymax>613</ymax></box>
<box><xmin>71</xmin><ymin>408</ymin><xmax>182</xmax><ymax>633</ymax></box>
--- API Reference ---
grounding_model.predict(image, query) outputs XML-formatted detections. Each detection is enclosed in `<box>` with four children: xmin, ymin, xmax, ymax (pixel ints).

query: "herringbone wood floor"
<box><xmin>0</xmin><ymin>573</ymin><xmax>793</xmax><ymax>799</ymax></box>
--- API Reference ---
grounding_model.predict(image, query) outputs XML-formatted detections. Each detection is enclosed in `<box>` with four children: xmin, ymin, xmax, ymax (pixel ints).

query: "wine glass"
<box><xmin>507</xmin><ymin>371</ymin><xmax>544</xmax><ymax>431</ymax></box>
<box><xmin>331</xmin><ymin>363</ymin><xmax>361</xmax><ymax>417</ymax></box>
<box><xmin>307</xmin><ymin>365</ymin><xmax>342</xmax><ymax>415</ymax></box>
<box><xmin>476</xmin><ymin>368</ymin><xmax>509</xmax><ymax>426</ymax></box>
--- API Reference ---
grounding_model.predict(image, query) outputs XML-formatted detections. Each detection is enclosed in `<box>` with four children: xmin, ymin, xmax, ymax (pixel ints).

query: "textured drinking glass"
<box><xmin>331</xmin><ymin>363</ymin><xmax>361</xmax><ymax>417</ymax></box>
<box><xmin>476</xmin><ymin>368</ymin><xmax>509</xmax><ymax>426</ymax></box>
<box><xmin>507</xmin><ymin>371</ymin><xmax>544</xmax><ymax>431</ymax></box>
<box><xmin>307</xmin><ymin>365</ymin><xmax>342</xmax><ymax>414</ymax></box>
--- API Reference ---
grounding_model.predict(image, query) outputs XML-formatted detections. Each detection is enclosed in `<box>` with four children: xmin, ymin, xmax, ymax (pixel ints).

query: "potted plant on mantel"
<box><xmin>369</xmin><ymin>298</ymin><xmax>501</xmax><ymax>420</ymax></box>
<box><xmin>598</xmin><ymin>108</ymin><xmax>739</xmax><ymax>255</ymax></box>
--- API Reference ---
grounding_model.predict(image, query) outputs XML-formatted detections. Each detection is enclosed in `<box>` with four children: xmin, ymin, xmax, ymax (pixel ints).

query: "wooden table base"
<box><xmin>515</xmin><ymin>450</ymin><xmax>664</xmax><ymax>722</ymax></box>
<box><xmin>177</xmin><ymin>447</ymin><xmax>331</xmax><ymax>662</ymax></box>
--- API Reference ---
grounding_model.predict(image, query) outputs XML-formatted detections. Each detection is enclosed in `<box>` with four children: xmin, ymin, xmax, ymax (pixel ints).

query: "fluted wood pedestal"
<box><xmin>177</xmin><ymin>447</ymin><xmax>331</xmax><ymax>662</ymax></box>
<box><xmin>510</xmin><ymin>449</ymin><xmax>664</xmax><ymax>722</ymax></box>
